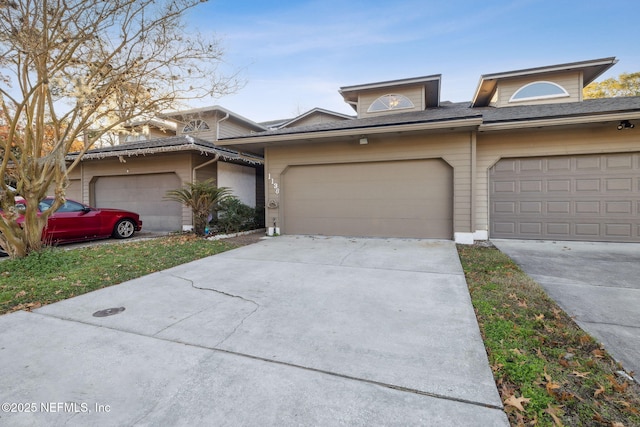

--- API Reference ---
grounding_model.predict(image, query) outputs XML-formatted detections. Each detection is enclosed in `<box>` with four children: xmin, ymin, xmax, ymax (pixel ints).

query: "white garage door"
<box><xmin>282</xmin><ymin>159</ymin><xmax>453</xmax><ymax>239</ymax></box>
<box><xmin>490</xmin><ymin>153</ymin><xmax>640</xmax><ymax>242</ymax></box>
<box><xmin>94</xmin><ymin>173</ymin><xmax>182</xmax><ymax>232</ymax></box>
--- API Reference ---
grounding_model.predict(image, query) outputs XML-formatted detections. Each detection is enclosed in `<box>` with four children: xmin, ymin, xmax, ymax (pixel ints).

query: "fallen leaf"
<box><xmin>571</xmin><ymin>371</ymin><xmax>590</xmax><ymax>378</ymax></box>
<box><xmin>15</xmin><ymin>290</ymin><xmax>26</xmax><ymax>298</ymax></box>
<box><xmin>579</xmin><ymin>334</ymin><xmax>592</xmax><ymax>345</ymax></box>
<box><xmin>545</xmin><ymin>404</ymin><xmax>564</xmax><ymax>427</ymax></box>
<box><xmin>510</xmin><ymin>348</ymin><xmax>524</xmax><ymax>356</ymax></box>
<box><xmin>594</xmin><ymin>384</ymin><xmax>606</xmax><ymax>397</ymax></box>
<box><xmin>504</xmin><ymin>395</ymin><xmax>530</xmax><ymax>412</ymax></box>
<box><xmin>518</xmin><ymin>300</ymin><xmax>528</xmax><ymax>308</ymax></box>
<box><xmin>508</xmin><ymin>293</ymin><xmax>518</xmax><ymax>300</ymax></box>
<box><xmin>606</xmin><ymin>375</ymin><xmax>629</xmax><ymax>393</ymax></box>
<box><xmin>592</xmin><ymin>348</ymin><xmax>605</xmax><ymax>359</ymax></box>
<box><xmin>611</xmin><ymin>423</ymin><xmax>624</xmax><ymax>427</ymax></box>
<box><xmin>535</xmin><ymin>313</ymin><xmax>545</xmax><ymax>321</ymax></box>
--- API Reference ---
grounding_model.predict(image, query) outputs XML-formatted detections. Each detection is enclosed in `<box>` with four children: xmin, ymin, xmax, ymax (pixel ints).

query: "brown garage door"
<box><xmin>94</xmin><ymin>173</ymin><xmax>182</xmax><ymax>232</ymax></box>
<box><xmin>490</xmin><ymin>153</ymin><xmax>640</xmax><ymax>242</ymax></box>
<box><xmin>282</xmin><ymin>159</ymin><xmax>452</xmax><ymax>239</ymax></box>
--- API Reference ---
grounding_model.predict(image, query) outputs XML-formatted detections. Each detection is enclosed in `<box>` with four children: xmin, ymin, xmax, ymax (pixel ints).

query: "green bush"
<box><xmin>212</xmin><ymin>197</ymin><xmax>257</xmax><ymax>234</ymax></box>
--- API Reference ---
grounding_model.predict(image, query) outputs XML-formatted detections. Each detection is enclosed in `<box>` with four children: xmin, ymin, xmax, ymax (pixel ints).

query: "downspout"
<box><xmin>192</xmin><ymin>153</ymin><xmax>220</xmax><ymax>184</ymax></box>
<box><xmin>216</xmin><ymin>112</ymin><xmax>230</xmax><ymax>141</ymax></box>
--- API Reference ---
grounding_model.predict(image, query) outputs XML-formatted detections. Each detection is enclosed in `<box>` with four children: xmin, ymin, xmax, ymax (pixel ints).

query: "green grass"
<box><xmin>458</xmin><ymin>244</ymin><xmax>640</xmax><ymax>427</ymax></box>
<box><xmin>0</xmin><ymin>234</ymin><xmax>237</xmax><ymax>314</ymax></box>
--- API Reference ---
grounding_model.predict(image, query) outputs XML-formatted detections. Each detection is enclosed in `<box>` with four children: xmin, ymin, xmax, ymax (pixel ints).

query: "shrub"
<box><xmin>212</xmin><ymin>197</ymin><xmax>257</xmax><ymax>234</ymax></box>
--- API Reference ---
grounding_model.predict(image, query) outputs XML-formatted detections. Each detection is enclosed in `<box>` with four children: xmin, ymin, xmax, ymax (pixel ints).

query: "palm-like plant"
<box><xmin>165</xmin><ymin>179</ymin><xmax>230</xmax><ymax>236</ymax></box>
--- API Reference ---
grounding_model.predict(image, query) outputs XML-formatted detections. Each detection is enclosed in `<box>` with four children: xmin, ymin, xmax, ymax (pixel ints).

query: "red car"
<box><xmin>15</xmin><ymin>197</ymin><xmax>143</xmax><ymax>244</ymax></box>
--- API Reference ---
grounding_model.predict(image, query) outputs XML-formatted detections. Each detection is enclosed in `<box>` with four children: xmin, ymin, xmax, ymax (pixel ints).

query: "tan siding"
<box><xmin>266</xmin><ymin>132</ymin><xmax>473</xmax><ymax>237</ymax></box>
<box><xmin>193</xmin><ymin>155</ymin><xmax>218</xmax><ymax>183</ymax></box>
<box><xmin>176</xmin><ymin>111</ymin><xmax>218</xmax><ymax>141</ymax></box>
<box><xmin>218</xmin><ymin>119</ymin><xmax>257</xmax><ymax>139</ymax></box>
<box><xmin>357</xmin><ymin>86</ymin><xmax>424</xmax><ymax>119</ymax></box>
<box><xmin>476</xmin><ymin>126</ymin><xmax>640</xmax><ymax>234</ymax></box>
<box><xmin>496</xmin><ymin>71</ymin><xmax>581</xmax><ymax>107</ymax></box>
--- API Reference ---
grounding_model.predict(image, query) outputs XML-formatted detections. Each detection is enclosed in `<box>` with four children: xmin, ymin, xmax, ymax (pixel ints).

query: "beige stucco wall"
<box><xmin>218</xmin><ymin>162</ymin><xmax>257</xmax><ymax>207</ymax></box>
<box><xmin>265</xmin><ymin>131</ymin><xmax>474</xmax><ymax>236</ymax></box>
<box><xmin>475</xmin><ymin>124</ymin><xmax>640</xmax><ymax>234</ymax></box>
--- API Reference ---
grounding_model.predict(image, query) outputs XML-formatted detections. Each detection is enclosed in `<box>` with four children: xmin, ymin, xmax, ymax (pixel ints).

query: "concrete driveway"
<box><xmin>0</xmin><ymin>236</ymin><xmax>508</xmax><ymax>426</ymax></box>
<box><xmin>493</xmin><ymin>240</ymin><xmax>640</xmax><ymax>381</ymax></box>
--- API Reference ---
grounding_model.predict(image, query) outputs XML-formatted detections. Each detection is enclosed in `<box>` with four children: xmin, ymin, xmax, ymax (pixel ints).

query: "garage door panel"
<box><xmin>283</xmin><ymin>159</ymin><xmax>452</xmax><ymax>239</ymax></box>
<box><xmin>94</xmin><ymin>173</ymin><xmax>182</xmax><ymax>232</ymax></box>
<box><xmin>490</xmin><ymin>153</ymin><xmax>640</xmax><ymax>242</ymax></box>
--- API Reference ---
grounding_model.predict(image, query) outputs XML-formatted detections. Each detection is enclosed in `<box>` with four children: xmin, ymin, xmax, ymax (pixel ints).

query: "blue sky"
<box><xmin>185</xmin><ymin>0</ymin><xmax>640</xmax><ymax>122</ymax></box>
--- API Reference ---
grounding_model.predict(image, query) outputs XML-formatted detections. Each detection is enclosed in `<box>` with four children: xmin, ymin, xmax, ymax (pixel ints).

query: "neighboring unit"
<box><xmin>67</xmin><ymin>106</ymin><xmax>265</xmax><ymax>232</ymax></box>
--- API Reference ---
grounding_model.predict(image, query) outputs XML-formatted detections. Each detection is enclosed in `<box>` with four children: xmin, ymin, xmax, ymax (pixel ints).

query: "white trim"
<box><xmin>473</xmin><ymin>230</ymin><xmax>488</xmax><ymax>240</ymax></box>
<box><xmin>454</xmin><ymin>232</ymin><xmax>475</xmax><ymax>245</ymax></box>
<box><xmin>509</xmin><ymin>81</ymin><xmax>569</xmax><ymax>103</ymax></box>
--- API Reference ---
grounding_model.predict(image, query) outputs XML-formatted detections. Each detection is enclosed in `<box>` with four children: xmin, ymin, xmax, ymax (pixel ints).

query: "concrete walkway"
<box><xmin>494</xmin><ymin>240</ymin><xmax>640</xmax><ymax>382</ymax></box>
<box><xmin>0</xmin><ymin>236</ymin><xmax>508</xmax><ymax>426</ymax></box>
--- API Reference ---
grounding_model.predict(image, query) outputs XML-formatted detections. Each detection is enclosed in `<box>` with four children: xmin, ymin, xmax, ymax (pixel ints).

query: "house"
<box><xmin>216</xmin><ymin>57</ymin><xmax>640</xmax><ymax>243</ymax></box>
<box><xmin>265</xmin><ymin>108</ymin><xmax>354</xmax><ymax>130</ymax></box>
<box><xmin>119</xmin><ymin>117</ymin><xmax>177</xmax><ymax>144</ymax></box>
<box><xmin>66</xmin><ymin>106</ymin><xmax>266</xmax><ymax>232</ymax></box>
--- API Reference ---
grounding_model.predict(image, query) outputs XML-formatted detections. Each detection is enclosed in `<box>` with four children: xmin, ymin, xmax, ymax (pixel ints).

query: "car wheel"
<box><xmin>113</xmin><ymin>219</ymin><xmax>135</xmax><ymax>239</ymax></box>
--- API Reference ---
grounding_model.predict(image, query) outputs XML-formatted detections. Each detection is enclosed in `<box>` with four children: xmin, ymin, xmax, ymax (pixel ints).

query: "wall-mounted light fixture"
<box><xmin>617</xmin><ymin>120</ymin><xmax>635</xmax><ymax>130</ymax></box>
<box><xmin>359</xmin><ymin>137</ymin><xmax>368</xmax><ymax>145</ymax></box>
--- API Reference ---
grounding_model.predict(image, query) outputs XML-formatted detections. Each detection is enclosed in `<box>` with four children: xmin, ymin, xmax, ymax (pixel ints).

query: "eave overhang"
<box><xmin>479</xmin><ymin>111</ymin><xmax>640</xmax><ymax>132</ymax></box>
<box><xmin>161</xmin><ymin>105</ymin><xmax>267</xmax><ymax>132</ymax></box>
<box><xmin>217</xmin><ymin>116</ymin><xmax>483</xmax><ymax>154</ymax></box>
<box><xmin>66</xmin><ymin>136</ymin><xmax>264</xmax><ymax>165</ymax></box>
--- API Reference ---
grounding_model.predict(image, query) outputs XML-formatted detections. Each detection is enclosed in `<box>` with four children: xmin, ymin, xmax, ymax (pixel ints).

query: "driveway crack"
<box><xmin>155</xmin><ymin>272</ymin><xmax>260</xmax><ymax>344</ymax></box>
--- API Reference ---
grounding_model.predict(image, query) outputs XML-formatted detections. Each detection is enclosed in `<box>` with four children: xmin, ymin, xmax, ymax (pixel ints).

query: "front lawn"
<box><xmin>458</xmin><ymin>243</ymin><xmax>640</xmax><ymax>427</ymax></box>
<box><xmin>0</xmin><ymin>234</ymin><xmax>238</xmax><ymax>315</ymax></box>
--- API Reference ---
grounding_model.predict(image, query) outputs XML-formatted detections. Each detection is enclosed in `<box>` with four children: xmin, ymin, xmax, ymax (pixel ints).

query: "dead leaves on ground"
<box><xmin>504</xmin><ymin>394</ymin><xmax>531</xmax><ymax>412</ymax></box>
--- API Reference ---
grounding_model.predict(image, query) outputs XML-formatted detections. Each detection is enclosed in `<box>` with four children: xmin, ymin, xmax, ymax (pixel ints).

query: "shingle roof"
<box><xmin>480</xmin><ymin>96</ymin><xmax>640</xmax><ymax>123</ymax></box>
<box><xmin>67</xmin><ymin>135</ymin><xmax>263</xmax><ymax>164</ymax></box>
<box><xmin>221</xmin><ymin>97</ymin><xmax>640</xmax><ymax>140</ymax></box>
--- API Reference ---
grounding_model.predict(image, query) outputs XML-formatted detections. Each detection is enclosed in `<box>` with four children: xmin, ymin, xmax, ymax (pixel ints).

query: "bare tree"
<box><xmin>0</xmin><ymin>0</ymin><xmax>237</xmax><ymax>257</ymax></box>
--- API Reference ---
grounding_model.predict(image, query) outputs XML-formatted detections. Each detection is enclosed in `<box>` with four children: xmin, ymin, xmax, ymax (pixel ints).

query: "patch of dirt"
<box><xmin>218</xmin><ymin>231</ymin><xmax>266</xmax><ymax>247</ymax></box>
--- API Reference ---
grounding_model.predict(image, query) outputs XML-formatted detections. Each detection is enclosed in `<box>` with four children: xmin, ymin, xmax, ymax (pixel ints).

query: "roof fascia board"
<box><xmin>480</xmin><ymin>57</ymin><xmax>617</xmax><ymax>81</ymax></box>
<box><xmin>217</xmin><ymin>117</ymin><xmax>483</xmax><ymax>146</ymax></box>
<box><xmin>162</xmin><ymin>105</ymin><xmax>267</xmax><ymax>131</ymax></box>
<box><xmin>479</xmin><ymin>111</ymin><xmax>640</xmax><ymax>131</ymax></box>
<box><xmin>339</xmin><ymin>74</ymin><xmax>442</xmax><ymax>93</ymax></box>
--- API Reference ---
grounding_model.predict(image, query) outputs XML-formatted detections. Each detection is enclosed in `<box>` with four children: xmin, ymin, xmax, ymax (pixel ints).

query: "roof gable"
<box><xmin>471</xmin><ymin>57</ymin><xmax>617</xmax><ymax>107</ymax></box>
<box><xmin>276</xmin><ymin>108</ymin><xmax>353</xmax><ymax>129</ymax></box>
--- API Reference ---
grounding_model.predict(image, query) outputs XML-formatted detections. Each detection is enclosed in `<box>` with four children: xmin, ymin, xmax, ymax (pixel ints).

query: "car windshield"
<box><xmin>38</xmin><ymin>199</ymin><xmax>87</xmax><ymax>213</ymax></box>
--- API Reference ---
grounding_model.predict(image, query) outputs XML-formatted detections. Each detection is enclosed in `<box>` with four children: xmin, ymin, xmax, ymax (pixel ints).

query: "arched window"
<box><xmin>183</xmin><ymin>119</ymin><xmax>210</xmax><ymax>133</ymax></box>
<box><xmin>367</xmin><ymin>94</ymin><xmax>415</xmax><ymax>112</ymax></box>
<box><xmin>509</xmin><ymin>81</ymin><xmax>569</xmax><ymax>102</ymax></box>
